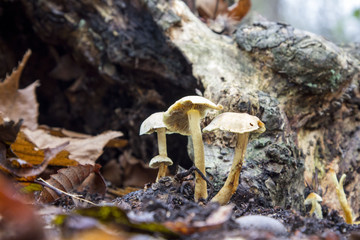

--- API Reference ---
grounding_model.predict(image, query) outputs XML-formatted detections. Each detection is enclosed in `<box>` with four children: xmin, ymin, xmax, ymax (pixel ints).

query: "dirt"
<box><xmin>106</xmin><ymin>174</ymin><xmax>360</xmax><ymax>240</ymax></box>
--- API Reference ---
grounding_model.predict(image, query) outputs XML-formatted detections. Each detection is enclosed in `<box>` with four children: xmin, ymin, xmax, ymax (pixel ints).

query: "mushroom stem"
<box><xmin>188</xmin><ymin>109</ymin><xmax>207</xmax><ymax>201</ymax></box>
<box><xmin>157</xmin><ymin>128</ymin><xmax>167</xmax><ymax>156</ymax></box>
<box><xmin>211</xmin><ymin>132</ymin><xmax>249</xmax><ymax>205</ymax></box>
<box><xmin>331</xmin><ymin>171</ymin><xmax>354</xmax><ymax>224</ymax></box>
<box><xmin>309</xmin><ymin>200</ymin><xmax>323</xmax><ymax>219</ymax></box>
<box><xmin>156</xmin><ymin>128</ymin><xmax>168</xmax><ymax>181</ymax></box>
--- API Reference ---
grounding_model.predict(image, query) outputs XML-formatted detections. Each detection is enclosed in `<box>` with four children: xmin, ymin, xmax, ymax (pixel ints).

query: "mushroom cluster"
<box><xmin>140</xmin><ymin>95</ymin><xmax>266</xmax><ymax>204</ymax></box>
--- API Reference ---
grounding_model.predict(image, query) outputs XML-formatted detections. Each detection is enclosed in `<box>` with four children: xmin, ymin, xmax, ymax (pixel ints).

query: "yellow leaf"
<box><xmin>11</xmin><ymin>131</ymin><xmax>76</xmax><ymax>166</ymax></box>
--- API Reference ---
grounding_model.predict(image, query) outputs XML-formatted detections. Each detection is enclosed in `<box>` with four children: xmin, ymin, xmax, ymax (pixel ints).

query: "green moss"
<box><xmin>329</xmin><ymin>69</ymin><xmax>342</xmax><ymax>91</ymax></box>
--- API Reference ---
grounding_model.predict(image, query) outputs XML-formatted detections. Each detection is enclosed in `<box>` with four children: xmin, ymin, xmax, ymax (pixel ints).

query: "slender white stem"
<box><xmin>157</xmin><ymin>128</ymin><xmax>167</xmax><ymax>156</ymax></box>
<box><xmin>188</xmin><ymin>109</ymin><xmax>207</xmax><ymax>201</ymax></box>
<box><xmin>211</xmin><ymin>132</ymin><xmax>249</xmax><ymax>205</ymax></box>
<box><xmin>156</xmin><ymin>128</ymin><xmax>168</xmax><ymax>182</ymax></box>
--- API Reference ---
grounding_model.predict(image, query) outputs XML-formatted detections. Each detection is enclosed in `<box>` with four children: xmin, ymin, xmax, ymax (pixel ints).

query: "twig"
<box><xmin>36</xmin><ymin>178</ymin><xmax>98</xmax><ymax>206</ymax></box>
<box><xmin>175</xmin><ymin>165</ymin><xmax>214</xmax><ymax>200</ymax></box>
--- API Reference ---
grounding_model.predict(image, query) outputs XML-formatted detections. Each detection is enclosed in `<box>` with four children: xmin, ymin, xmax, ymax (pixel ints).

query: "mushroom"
<box><xmin>203</xmin><ymin>112</ymin><xmax>265</xmax><ymax>205</ymax></box>
<box><xmin>304</xmin><ymin>192</ymin><xmax>323</xmax><ymax>219</ymax></box>
<box><xmin>140</xmin><ymin>112</ymin><xmax>173</xmax><ymax>182</ymax></box>
<box><xmin>163</xmin><ymin>96</ymin><xmax>223</xmax><ymax>201</ymax></box>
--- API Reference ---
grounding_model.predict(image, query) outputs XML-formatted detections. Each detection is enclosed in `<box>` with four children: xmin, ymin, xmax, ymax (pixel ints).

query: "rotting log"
<box><xmin>148</xmin><ymin>0</ymin><xmax>360</xmax><ymax>214</ymax></box>
<box><xmin>0</xmin><ymin>0</ymin><xmax>359</xmax><ymax>215</ymax></box>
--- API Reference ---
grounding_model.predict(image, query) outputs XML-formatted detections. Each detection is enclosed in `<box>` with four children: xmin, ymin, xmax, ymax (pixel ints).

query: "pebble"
<box><xmin>235</xmin><ymin>215</ymin><xmax>288</xmax><ymax>236</ymax></box>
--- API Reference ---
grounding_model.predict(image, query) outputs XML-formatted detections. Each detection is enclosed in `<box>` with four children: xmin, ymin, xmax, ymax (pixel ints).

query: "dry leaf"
<box><xmin>0</xmin><ymin>141</ymin><xmax>68</xmax><ymax>180</ymax></box>
<box><xmin>0</xmin><ymin>119</ymin><xmax>69</xmax><ymax>180</ymax></box>
<box><xmin>0</xmin><ymin>50</ymin><xmax>39</xmax><ymax>130</ymax></box>
<box><xmin>227</xmin><ymin>0</ymin><xmax>251</xmax><ymax>21</ymax></box>
<box><xmin>0</xmin><ymin>119</ymin><xmax>22</xmax><ymax>144</ymax></box>
<box><xmin>196</xmin><ymin>0</ymin><xmax>228</xmax><ymax>20</ymax></box>
<box><xmin>39</xmin><ymin>164</ymin><xmax>106</xmax><ymax>203</ymax></box>
<box><xmin>11</xmin><ymin>130</ymin><xmax>76</xmax><ymax>166</ymax></box>
<box><xmin>39</xmin><ymin>125</ymin><xmax>128</xmax><ymax>149</ymax></box>
<box><xmin>20</xmin><ymin>128</ymin><xmax>122</xmax><ymax>165</ymax></box>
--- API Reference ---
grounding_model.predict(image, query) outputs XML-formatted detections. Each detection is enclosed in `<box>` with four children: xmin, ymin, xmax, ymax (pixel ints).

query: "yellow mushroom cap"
<box><xmin>304</xmin><ymin>192</ymin><xmax>323</xmax><ymax>204</ymax></box>
<box><xmin>203</xmin><ymin>112</ymin><xmax>266</xmax><ymax>134</ymax></box>
<box><xmin>163</xmin><ymin>96</ymin><xmax>223</xmax><ymax>135</ymax></box>
<box><xmin>149</xmin><ymin>155</ymin><xmax>173</xmax><ymax>168</ymax></box>
<box><xmin>140</xmin><ymin>112</ymin><xmax>171</xmax><ymax>135</ymax></box>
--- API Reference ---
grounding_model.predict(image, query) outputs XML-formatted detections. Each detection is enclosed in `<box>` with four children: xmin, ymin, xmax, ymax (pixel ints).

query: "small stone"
<box><xmin>235</xmin><ymin>215</ymin><xmax>288</xmax><ymax>236</ymax></box>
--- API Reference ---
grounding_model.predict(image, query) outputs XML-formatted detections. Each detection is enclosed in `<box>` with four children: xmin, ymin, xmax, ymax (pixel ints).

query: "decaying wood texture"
<box><xmin>1</xmin><ymin>0</ymin><xmax>359</xmax><ymax>216</ymax></box>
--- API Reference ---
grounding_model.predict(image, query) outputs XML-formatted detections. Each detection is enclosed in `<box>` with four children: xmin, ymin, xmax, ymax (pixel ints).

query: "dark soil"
<box><xmin>116</xmin><ymin>174</ymin><xmax>360</xmax><ymax>240</ymax></box>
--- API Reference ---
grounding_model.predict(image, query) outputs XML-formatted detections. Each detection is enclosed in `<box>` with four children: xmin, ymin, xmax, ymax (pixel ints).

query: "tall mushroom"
<box><xmin>140</xmin><ymin>112</ymin><xmax>173</xmax><ymax>182</ymax></box>
<box><xmin>163</xmin><ymin>96</ymin><xmax>223</xmax><ymax>201</ymax></box>
<box><xmin>203</xmin><ymin>112</ymin><xmax>265</xmax><ymax>205</ymax></box>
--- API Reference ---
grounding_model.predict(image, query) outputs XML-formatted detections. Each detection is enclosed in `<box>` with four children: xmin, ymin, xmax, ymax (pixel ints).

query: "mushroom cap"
<box><xmin>140</xmin><ymin>112</ymin><xmax>170</xmax><ymax>135</ymax></box>
<box><xmin>203</xmin><ymin>112</ymin><xmax>266</xmax><ymax>134</ymax></box>
<box><xmin>149</xmin><ymin>155</ymin><xmax>173</xmax><ymax>168</ymax></box>
<box><xmin>304</xmin><ymin>192</ymin><xmax>323</xmax><ymax>204</ymax></box>
<box><xmin>163</xmin><ymin>96</ymin><xmax>223</xmax><ymax>135</ymax></box>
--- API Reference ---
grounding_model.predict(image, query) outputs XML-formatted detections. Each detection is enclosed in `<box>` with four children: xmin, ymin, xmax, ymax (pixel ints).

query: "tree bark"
<box><xmin>149</xmin><ymin>0</ymin><xmax>360</xmax><ymax>214</ymax></box>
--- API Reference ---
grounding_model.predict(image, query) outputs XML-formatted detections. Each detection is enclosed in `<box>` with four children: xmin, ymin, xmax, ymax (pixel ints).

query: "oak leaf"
<box><xmin>0</xmin><ymin>50</ymin><xmax>39</xmax><ymax>130</ymax></box>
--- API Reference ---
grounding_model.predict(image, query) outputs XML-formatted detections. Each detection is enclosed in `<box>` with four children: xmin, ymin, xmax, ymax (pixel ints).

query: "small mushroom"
<box><xmin>203</xmin><ymin>112</ymin><xmax>265</xmax><ymax>205</ymax></box>
<box><xmin>163</xmin><ymin>96</ymin><xmax>223</xmax><ymax>201</ymax></box>
<box><xmin>140</xmin><ymin>112</ymin><xmax>173</xmax><ymax>182</ymax></box>
<box><xmin>304</xmin><ymin>192</ymin><xmax>323</xmax><ymax>219</ymax></box>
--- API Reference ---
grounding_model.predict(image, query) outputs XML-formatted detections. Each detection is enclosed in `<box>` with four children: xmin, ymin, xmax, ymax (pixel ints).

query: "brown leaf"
<box><xmin>197</xmin><ymin>0</ymin><xmax>228</xmax><ymax>20</ymax></box>
<box><xmin>227</xmin><ymin>0</ymin><xmax>251</xmax><ymax>21</ymax></box>
<box><xmin>39</xmin><ymin>125</ymin><xmax>128</xmax><ymax>149</ymax></box>
<box><xmin>0</xmin><ymin>140</ymin><xmax>68</xmax><ymax>180</ymax></box>
<box><xmin>11</xmin><ymin>130</ymin><xmax>76</xmax><ymax>167</ymax></box>
<box><xmin>20</xmin><ymin>128</ymin><xmax>123</xmax><ymax>165</ymax></box>
<box><xmin>0</xmin><ymin>50</ymin><xmax>39</xmax><ymax>130</ymax></box>
<box><xmin>39</xmin><ymin>164</ymin><xmax>106</xmax><ymax>203</ymax></box>
<box><xmin>0</xmin><ymin>119</ymin><xmax>23</xmax><ymax>144</ymax></box>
